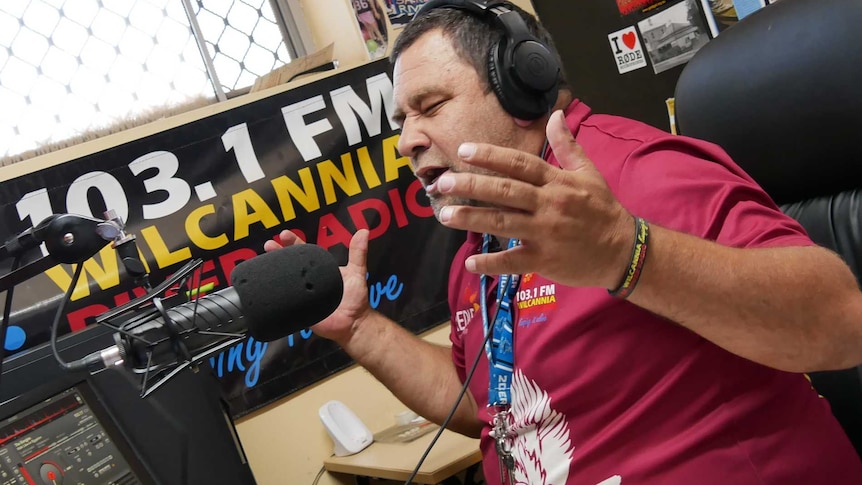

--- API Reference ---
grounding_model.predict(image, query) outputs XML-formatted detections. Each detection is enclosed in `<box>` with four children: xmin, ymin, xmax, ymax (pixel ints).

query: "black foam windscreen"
<box><xmin>230</xmin><ymin>244</ymin><xmax>344</xmax><ymax>342</ymax></box>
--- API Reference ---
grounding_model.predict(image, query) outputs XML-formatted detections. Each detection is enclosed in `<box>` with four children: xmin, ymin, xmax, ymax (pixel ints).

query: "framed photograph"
<box><xmin>637</xmin><ymin>0</ymin><xmax>711</xmax><ymax>74</ymax></box>
<box><xmin>351</xmin><ymin>0</ymin><xmax>389</xmax><ymax>59</ymax></box>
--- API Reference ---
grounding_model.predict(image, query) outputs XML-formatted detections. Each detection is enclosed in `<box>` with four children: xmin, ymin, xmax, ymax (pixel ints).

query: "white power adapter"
<box><xmin>318</xmin><ymin>400</ymin><xmax>374</xmax><ymax>456</ymax></box>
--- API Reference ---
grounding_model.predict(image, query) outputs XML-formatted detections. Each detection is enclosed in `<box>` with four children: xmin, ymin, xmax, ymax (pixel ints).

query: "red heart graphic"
<box><xmin>622</xmin><ymin>31</ymin><xmax>636</xmax><ymax>50</ymax></box>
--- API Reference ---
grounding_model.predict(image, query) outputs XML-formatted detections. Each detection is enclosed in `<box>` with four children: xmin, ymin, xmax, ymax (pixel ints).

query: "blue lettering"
<box><xmin>517</xmin><ymin>312</ymin><xmax>549</xmax><ymax>328</ymax></box>
<box><xmin>208</xmin><ymin>337</ymin><xmax>269</xmax><ymax>388</ymax></box>
<box><xmin>227</xmin><ymin>344</ymin><xmax>246</xmax><ymax>373</ymax></box>
<box><xmin>286</xmin><ymin>329</ymin><xmax>314</xmax><ymax>347</ymax></box>
<box><xmin>367</xmin><ymin>272</ymin><xmax>404</xmax><ymax>309</ymax></box>
<box><xmin>244</xmin><ymin>338</ymin><xmax>268</xmax><ymax>388</ymax></box>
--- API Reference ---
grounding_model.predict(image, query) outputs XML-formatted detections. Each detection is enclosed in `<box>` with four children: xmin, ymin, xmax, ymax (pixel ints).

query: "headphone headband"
<box><xmin>414</xmin><ymin>0</ymin><xmax>508</xmax><ymax>19</ymax></box>
<box><xmin>410</xmin><ymin>0</ymin><xmax>561</xmax><ymax>120</ymax></box>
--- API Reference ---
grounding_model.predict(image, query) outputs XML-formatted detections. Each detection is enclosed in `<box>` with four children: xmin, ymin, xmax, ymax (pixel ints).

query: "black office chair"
<box><xmin>674</xmin><ymin>0</ymin><xmax>862</xmax><ymax>455</ymax></box>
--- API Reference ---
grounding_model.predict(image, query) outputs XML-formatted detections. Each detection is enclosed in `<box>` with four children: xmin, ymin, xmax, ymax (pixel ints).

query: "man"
<box><xmin>266</xmin><ymin>1</ymin><xmax>862</xmax><ymax>483</ymax></box>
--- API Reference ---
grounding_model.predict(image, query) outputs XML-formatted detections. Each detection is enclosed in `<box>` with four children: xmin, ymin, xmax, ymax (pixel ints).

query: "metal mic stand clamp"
<box><xmin>1</xmin><ymin>213</ymin><xmax>122</xmax><ymax>292</ymax></box>
<box><xmin>95</xmin><ymin>258</ymin><xmax>206</xmax><ymax>397</ymax></box>
<box><xmin>96</xmin><ymin>210</ymin><xmax>151</xmax><ymax>290</ymax></box>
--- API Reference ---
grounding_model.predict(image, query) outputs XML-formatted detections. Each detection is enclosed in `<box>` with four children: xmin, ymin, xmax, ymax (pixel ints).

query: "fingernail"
<box><xmin>439</xmin><ymin>206</ymin><xmax>453</xmax><ymax>223</ymax></box>
<box><xmin>437</xmin><ymin>174</ymin><xmax>454</xmax><ymax>192</ymax></box>
<box><xmin>465</xmin><ymin>258</ymin><xmax>476</xmax><ymax>272</ymax></box>
<box><xmin>555</xmin><ymin>111</ymin><xmax>569</xmax><ymax>134</ymax></box>
<box><xmin>458</xmin><ymin>143</ymin><xmax>475</xmax><ymax>158</ymax></box>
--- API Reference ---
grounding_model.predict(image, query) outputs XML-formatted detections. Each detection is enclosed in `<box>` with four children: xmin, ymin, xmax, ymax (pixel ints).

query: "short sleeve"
<box><xmin>615</xmin><ymin>136</ymin><xmax>814</xmax><ymax>249</ymax></box>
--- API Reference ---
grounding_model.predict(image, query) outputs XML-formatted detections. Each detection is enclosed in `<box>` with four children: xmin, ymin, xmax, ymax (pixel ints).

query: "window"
<box><xmin>0</xmin><ymin>0</ymin><xmax>311</xmax><ymax>160</ymax></box>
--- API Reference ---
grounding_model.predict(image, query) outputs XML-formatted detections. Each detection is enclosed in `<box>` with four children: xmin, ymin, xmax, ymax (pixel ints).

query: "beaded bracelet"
<box><xmin>608</xmin><ymin>216</ymin><xmax>650</xmax><ymax>299</ymax></box>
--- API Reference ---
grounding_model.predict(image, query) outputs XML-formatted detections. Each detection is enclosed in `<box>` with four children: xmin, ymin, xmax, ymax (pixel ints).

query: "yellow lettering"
<box><xmin>140</xmin><ymin>225</ymin><xmax>192</xmax><ymax>269</ymax></box>
<box><xmin>356</xmin><ymin>145</ymin><xmax>382</xmax><ymax>189</ymax></box>
<box><xmin>516</xmin><ymin>295</ymin><xmax>557</xmax><ymax>310</ymax></box>
<box><xmin>318</xmin><ymin>154</ymin><xmax>362</xmax><ymax>205</ymax></box>
<box><xmin>44</xmin><ymin>244</ymin><xmax>120</xmax><ymax>301</ymax></box>
<box><xmin>271</xmin><ymin>168</ymin><xmax>321</xmax><ymax>222</ymax></box>
<box><xmin>186</xmin><ymin>204</ymin><xmax>228</xmax><ymax>250</ymax></box>
<box><xmin>638</xmin><ymin>221</ymin><xmax>647</xmax><ymax>243</ymax></box>
<box><xmin>233</xmin><ymin>188</ymin><xmax>280</xmax><ymax>240</ymax></box>
<box><xmin>383</xmin><ymin>134</ymin><xmax>412</xmax><ymax>182</ymax></box>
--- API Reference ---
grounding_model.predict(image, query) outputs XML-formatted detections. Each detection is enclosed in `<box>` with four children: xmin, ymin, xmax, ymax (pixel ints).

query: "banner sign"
<box><xmin>385</xmin><ymin>0</ymin><xmax>430</xmax><ymax>28</ymax></box>
<box><xmin>0</xmin><ymin>59</ymin><xmax>463</xmax><ymax>418</ymax></box>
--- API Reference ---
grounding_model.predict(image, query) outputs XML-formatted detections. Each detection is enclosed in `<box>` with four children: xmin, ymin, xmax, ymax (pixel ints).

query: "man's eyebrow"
<box><xmin>391</xmin><ymin>88</ymin><xmax>441</xmax><ymax>126</ymax></box>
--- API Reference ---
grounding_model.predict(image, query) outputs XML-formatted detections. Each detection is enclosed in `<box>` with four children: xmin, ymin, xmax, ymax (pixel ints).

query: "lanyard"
<box><xmin>479</xmin><ymin>234</ymin><xmax>521</xmax><ymax>408</ymax></box>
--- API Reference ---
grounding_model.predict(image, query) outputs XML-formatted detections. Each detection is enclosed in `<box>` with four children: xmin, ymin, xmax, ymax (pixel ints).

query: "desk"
<box><xmin>322</xmin><ymin>427</ymin><xmax>482</xmax><ymax>484</ymax></box>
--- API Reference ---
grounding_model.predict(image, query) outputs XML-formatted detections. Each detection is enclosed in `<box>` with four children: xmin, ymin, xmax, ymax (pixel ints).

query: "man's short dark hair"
<box><xmin>389</xmin><ymin>3</ymin><xmax>568</xmax><ymax>95</ymax></box>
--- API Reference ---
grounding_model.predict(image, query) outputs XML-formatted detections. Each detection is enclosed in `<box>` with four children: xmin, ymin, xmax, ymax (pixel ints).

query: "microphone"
<box><xmin>70</xmin><ymin>244</ymin><xmax>343</xmax><ymax>395</ymax></box>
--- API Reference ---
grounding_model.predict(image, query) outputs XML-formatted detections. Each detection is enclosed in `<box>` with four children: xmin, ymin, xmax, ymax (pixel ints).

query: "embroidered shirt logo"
<box><xmin>516</xmin><ymin>283</ymin><xmax>557</xmax><ymax>310</ymax></box>
<box><xmin>510</xmin><ymin>369</ymin><xmax>622</xmax><ymax>485</ymax></box>
<box><xmin>455</xmin><ymin>286</ymin><xmax>480</xmax><ymax>333</ymax></box>
<box><xmin>516</xmin><ymin>282</ymin><xmax>556</xmax><ymax>327</ymax></box>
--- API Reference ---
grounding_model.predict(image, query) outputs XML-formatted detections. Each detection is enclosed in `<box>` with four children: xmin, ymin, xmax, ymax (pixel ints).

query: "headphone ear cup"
<box><xmin>487</xmin><ymin>41</ymin><xmax>509</xmax><ymax>113</ymax></box>
<box><xmin>488</xmin><ymin>39</ymin><xmax>558</xmax><ymax>120</ymax></box>
<box><xmin>511</xmin><ymin>40</ymin><xmax>559</xmax><ymax>94</ymax></box>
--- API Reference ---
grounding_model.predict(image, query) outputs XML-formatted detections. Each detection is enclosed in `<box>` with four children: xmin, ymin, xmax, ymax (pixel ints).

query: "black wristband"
<box><xmin>608</xmin><ymin>217</ymin><xmax>650</xmax><ymax>299</ymax></box>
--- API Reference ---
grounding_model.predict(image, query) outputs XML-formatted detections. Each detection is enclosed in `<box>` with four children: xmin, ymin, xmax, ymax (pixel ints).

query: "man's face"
<box><xmin>392</xmin><ymin>29</ymin><xmax>530</xmax><ymax>219</ymax></box>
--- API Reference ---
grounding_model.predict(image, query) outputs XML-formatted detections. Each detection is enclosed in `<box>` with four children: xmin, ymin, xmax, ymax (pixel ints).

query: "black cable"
<box><xmin>51</xmin><ymin>262</ymin><xmax>85</xmax><ymax>371</ymax></box>
<box><xmin>311</xmin><ymin>465</ymin><xmax>326</xmax><ymax>485</ymax></box>
<box><xmin>0</xmin><ymin>255</ymin><xmax>23</xmax><ymax>391</ymax></box>
<box><xmin>403</xmin><ymin>308</ymin><xmax>497</xmax><ymax>485</ymax></box>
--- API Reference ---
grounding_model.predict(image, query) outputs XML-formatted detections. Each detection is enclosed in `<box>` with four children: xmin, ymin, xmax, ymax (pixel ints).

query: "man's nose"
<box><xmin>396</xmin><ymin>117</ymin><xmax>430</xmax><ymax>160</ymax></box>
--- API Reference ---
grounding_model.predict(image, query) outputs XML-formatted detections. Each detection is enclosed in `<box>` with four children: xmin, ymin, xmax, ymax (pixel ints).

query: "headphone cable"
<box><xmin>403</xmin><ymin>304</ymin><xmax>498</xmax><ymax>485</ymax></box>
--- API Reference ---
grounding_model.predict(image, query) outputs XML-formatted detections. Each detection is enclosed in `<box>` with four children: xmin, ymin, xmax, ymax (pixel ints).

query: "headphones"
<box><xmin>413</xmin><ymin>0</ymin><xmax>561</xmax><ymax>120</ymax></box>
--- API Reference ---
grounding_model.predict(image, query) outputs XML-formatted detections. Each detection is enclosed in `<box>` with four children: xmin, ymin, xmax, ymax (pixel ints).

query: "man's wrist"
<box><xmin>607</xmin><ymin>216</ymin><xmax>650</xmax><ymax>299</ymax></box>
<box><xmin>334</xmin><ymin>310</ymin><xmax>385</xmax><ymax>358</ymax></box>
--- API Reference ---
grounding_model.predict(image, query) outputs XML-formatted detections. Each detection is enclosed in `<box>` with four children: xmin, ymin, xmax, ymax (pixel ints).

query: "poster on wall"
<box><xmin>616</xmin><ymin>0</ymin><xmax>667</xmax><ymax>16</ymax></box>
<box><xmin>0</xmin><ymin>58</ymin><xmax>463</xmax><ymax>418</ymax></box>
<box><xmin>351</xmin><ymin>0</ymin><xmax>390</xmax><ymax>59</ymax></box>
<box><xmin>699</xmin><ymin>0</ymin><xmax>766</xmax><ymax>37</ymax></box>
<box><xmin>637</xmin><ymin>0</ymin><xmax>711</xmax><ymax>74</ymax></box>
<box><xmin>385</xmin><ymin>0</ymin><xmax>429</xmax><ymax>28</ymax></box>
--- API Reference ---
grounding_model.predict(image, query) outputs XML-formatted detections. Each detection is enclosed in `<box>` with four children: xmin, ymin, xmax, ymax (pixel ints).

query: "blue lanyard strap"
<box><xmin>479</xmin><ymin>234</ymin><xmax>521</xmax><ymax>408</ymax></box>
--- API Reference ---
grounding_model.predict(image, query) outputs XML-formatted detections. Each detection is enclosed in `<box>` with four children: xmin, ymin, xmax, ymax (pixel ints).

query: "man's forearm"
<box><xmin>338</xmin><ymin>312</ymin><xmax>483</xmax><ymax>437</ymax></box>
<box><xmin>629</xmin><ymin>225</ymin><xmax>862</xmax><ymax>372</ymax></box>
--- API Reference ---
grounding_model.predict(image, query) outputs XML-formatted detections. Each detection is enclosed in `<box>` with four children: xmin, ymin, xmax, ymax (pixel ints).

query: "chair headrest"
<box><xmin>674</xmin><ymin>0</ymin><xmax>862</xmax><ymax>205</ymax></box>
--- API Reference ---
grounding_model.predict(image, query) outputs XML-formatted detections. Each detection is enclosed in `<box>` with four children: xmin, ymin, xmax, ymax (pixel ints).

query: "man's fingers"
<box><xmin>436</xmin><ymin>172</ymin><xmax>540</xmax><ymax>212</ymax></box>
<box><xmin>464</xmin><ymin>245</ymin><xmax>531</xmax><ymax>276</ymax></box>
<box><xmin>439</xmin><ymin>206</ymin><xmax>536</xmax><ymax>240</ymax></box>
<box><xmin>458</xmin><ymin>142</ymin><xmax>553</xmax><ymax>186</ymax></box>
<box><xmin>279</xmin><ymin>230</ymin><xmax>304</xmax><ymax>245</ymax></box>
<box><xmin>347</xmin><ymin>229</ymin><xmax>370</xmax><ymax>272</ymax></box>
<box><xmin>264</xmin><ymin>230</ymin><xmax>304</xmax><ymax>252</ymax></box>
<box><xmin>546</xmin><ymin>110</ymin><xmax>592</xmax><ymax>173</ymax></box>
